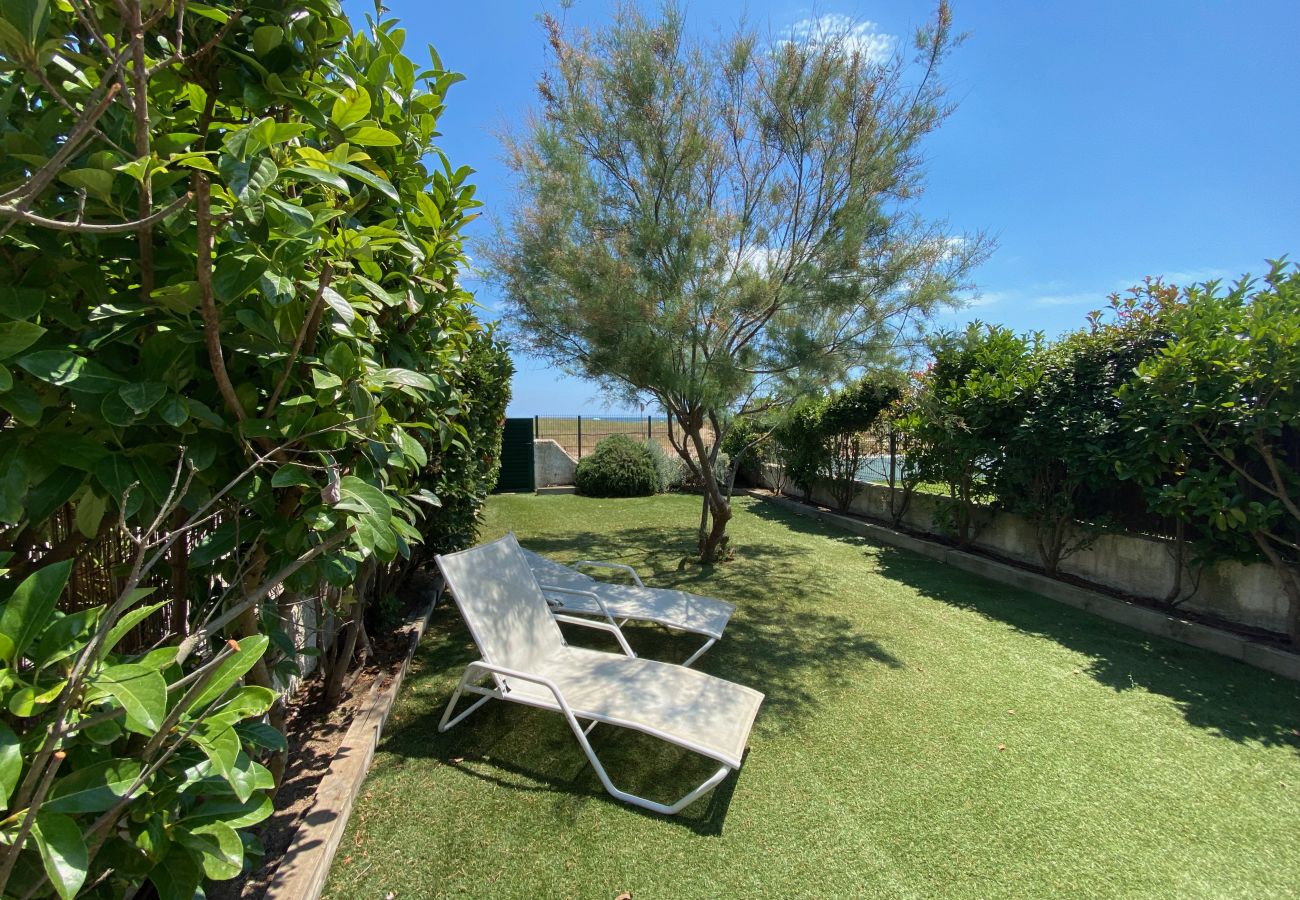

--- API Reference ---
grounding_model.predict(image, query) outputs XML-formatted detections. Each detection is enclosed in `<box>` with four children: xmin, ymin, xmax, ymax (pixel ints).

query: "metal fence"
<box><xmin>532</xmin><ymin>414</ymin><xmax>714</xmax><ymax>459</ymax></box>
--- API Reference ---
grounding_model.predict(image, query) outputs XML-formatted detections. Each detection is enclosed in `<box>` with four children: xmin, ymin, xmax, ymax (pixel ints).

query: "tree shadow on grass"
<box><xmin>867</xmin><ymin>540</ymin><xmax>1300</xmax><ymax>753</ymax></box>
<box><xmin>375</xmin><ymin>611</ymin><xmax>751</xmax><ymax>834</ymax></box>
<box><xmin>519</xmin><ymin>523</ymin><xmax>903</xmax><ymax>729</ymax></box>
<box><xmin>744</xmin><ymin>496</ymin><xmax>1300</xmax><ymax>751</ymax></box>
<box><xmin>380</xmin><ymin>518</ymin><xmax>902</xmax><ymax>830</ymax></box>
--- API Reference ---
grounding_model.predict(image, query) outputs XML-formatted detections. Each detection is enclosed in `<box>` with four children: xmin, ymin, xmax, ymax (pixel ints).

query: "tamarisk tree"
<box><xmin>490</xmin><ymin>2</ymin><xmax>987</xmax><ymax>560</ymax></box>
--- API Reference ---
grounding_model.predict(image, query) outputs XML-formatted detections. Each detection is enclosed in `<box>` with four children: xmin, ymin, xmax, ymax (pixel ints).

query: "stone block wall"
<box><xmin>760</xmin><ymin>464</ymin><xmax>1289</xmax><ymax>634</ymax></box>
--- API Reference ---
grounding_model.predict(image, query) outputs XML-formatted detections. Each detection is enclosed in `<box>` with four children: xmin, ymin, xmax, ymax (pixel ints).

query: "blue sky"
<box><xmin>354</xmin><ymin>1</ymin><xmax>1300</xmax><ymax>414</ymax></box>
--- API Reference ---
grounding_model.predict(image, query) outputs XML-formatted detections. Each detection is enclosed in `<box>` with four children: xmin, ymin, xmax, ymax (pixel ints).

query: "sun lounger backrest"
<box><xmin>436</xmin><ymin>533</ymin><xmax>566</xmax><ymax>671</ymax></box>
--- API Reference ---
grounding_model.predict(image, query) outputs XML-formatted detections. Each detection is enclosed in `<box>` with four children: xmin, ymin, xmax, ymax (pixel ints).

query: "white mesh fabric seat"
<box><xmin>500</xmin><ymin>647</ymin><xmax>759</xmax><ymax>768</ymax></box>
<box><xmin>435</xmin><ymin>534</ymin><xmax>764</xmax><ymax>814</ymax></box>
<box><xmin>520</xmin><ymin>546</ymin><xmax>734</xmax><ymax>665</ymax></box>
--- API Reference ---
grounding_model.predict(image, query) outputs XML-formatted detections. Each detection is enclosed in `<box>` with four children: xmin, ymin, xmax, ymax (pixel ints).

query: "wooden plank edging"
<box><xmin>264</xmin><ymin>594</ymin><xmax>437</xmax><ymax>900</ymax></box>
<box><xmin>746</xmin><ymin>489</ymin><xmax>1300</xmax><ymax>683</ymax></box>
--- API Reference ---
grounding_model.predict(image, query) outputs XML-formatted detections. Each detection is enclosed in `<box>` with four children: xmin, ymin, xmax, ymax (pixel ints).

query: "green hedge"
<box><xmin>575</xmin><ymin>435</ymin><xmax>660</xmax><ymax>497</ymax></box>
<box><xmin>774</xmin><ymin>263</ymin><xmax>1299</xmax><ymax>640</ymax></box>
<box><xmin>896</xmin><ymin>266</ymin><xmax>1299</xmax><ymax>637</ymax></box>
<box><xmin>0</xmin><ymin>3</ymin><xmax>509</xmax><ymax>896</ymax></box>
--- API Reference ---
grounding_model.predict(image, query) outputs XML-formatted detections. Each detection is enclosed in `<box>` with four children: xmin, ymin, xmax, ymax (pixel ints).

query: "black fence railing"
<box><xmin>533</xmin><ymin>414</ymin><xmax>704</xmax><ymax>459</ymax></box>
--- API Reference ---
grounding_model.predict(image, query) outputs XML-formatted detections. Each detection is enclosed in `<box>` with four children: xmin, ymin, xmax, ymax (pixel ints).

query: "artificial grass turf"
<box><xmin>323</xmin><ymin>494</ymin><xmax>1300</xmax><ymax>899</ymax></box>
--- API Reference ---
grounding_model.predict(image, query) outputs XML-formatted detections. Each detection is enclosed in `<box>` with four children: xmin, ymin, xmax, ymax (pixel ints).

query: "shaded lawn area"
<box><xmin>324</xmin><ymin>494</ymin><xmax>1300</xmax><ymax>899</ymax></box>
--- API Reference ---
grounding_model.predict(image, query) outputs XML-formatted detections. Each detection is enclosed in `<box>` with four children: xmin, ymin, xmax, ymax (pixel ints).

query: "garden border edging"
<box><xmin>264</xmin><ymin>590</ymin><xmax>438</xmax><ymax>900</ymax></box>
<box><xmin>745</xmin><ymin>489</ymin><xmax>1300</xmax><ymax>683</ymax></box>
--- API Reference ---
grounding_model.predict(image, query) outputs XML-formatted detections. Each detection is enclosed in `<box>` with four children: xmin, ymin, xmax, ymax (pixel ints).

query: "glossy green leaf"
<box><xmin>25</xmin><ymin>466</ymin><xmax>84</xmax><ymax>523</ymax></box>
<box><xmin>373</xmin><ymin>367</ymin><xmax>436</xmax><ymax>391</ymax></box>
<box><xmin>221</xmin><ymin>154</ymin><xmax>279</xmax><ymax>204</ymax></box>
<box><xmin>320</xmin><ymin>159</ymin><xmax>399</xmax><ymax>202</ymax></box>
<box><xmin>271</xmin><ymin>464</ymin><xmax>317</xmax><ymax>488</ymax></box>
<box><xmin>93</xmin><ymin>663</ymin><xmax>167</xmax><ymax>735</ymax></box>
<box><xmin>185</xmin><ymin>634</ymin><xmax>270</xmax><ymax>714</ymax></box>
<box><xmin>214</xmin><ymin>252</ymin><xmax>270</xmax><ymax>302</ymax></box>
<box><xmin>336</xmin><ymin>475</ymin><xmax>391</xmax><ymax>523</ymax></box>
<box><xmin>103</xmin><ymin>596</ymin><xmax>165</xmax><ymax>653</ymax></box>
<box><xmin>99</xmin><ymin>387</ymin><xmax>137</xmax><ymax>426</ymax></box>
<box><xmin>119</xmin><ymin>381</ymin><xmax>168</xmax><ymax>414</ymax></box>
<box><xmin>185</xmin><ymin>793</ymin><xmax>274</xmax><ymax>828</ymax></box>
<box><xmin>191</xmin><ymin>720</ymin><xmax>241</xmax><ymax>784</ymax></box>
<box><xmin>0</xmin><ymin>285</ymin><xmax>44</xmax><ymax>319</ymax></box>
<box><xmin>32</xmin><ymin>812</ymin><xmax>88</xmax><ymax>900</ymax></box>
<box><xmin>285</xmin><ymin>164</ymin><xmax>349</xmax><ymax>192</ymax></box>
<box><xmin>44</xmin><ymin>757</ymin><xmax>143</xmax><ymax>814</ymax></box>
<box><xmin>349</xmin><ymin>125</ymin><xmax>401</xmax><ymax>147</ymax></box>
<box><xmin>59</xmin><ymin>166</ymin><xmax>113</xmax><ymax>203</ymax></box>
<box><xmin>188</xmin><ymin>821</ymin><xmax>245</xmax><ymax>880</ymax></box>
<box><xmin>33</xmin><ymin>604</ymin><xmax>102</xmax><ymax>669</ymax></box>
<box><xmin>150</xmin><ymin>845</ymin><xmax>202</xmax><ymax>900</ymax></box>
<box><xmin>0</xmin><ymin>320</ymin><xmax>45</xmax><ymax>360</ymax></box>
<box><xmin>235</xmin><ymin>721</ymin><xmax>287</xmax><ymax>753</ymax></box>
<box><xmin>252</xmin><ymin>24</ymin><xmax>282</xmax><ymax>55</ymax></box>
<box><xmin>74</xmin><ymin>488</ymin><xmax>108</xmax><ymax>537</ymax></box>
<box><xmin>158</xmin><ymin>394</ymin><xmax>189</xmax><ymax>426</ymax></box>
<box><xmin>330</xmin><ymin>87</ymin><xmax>371</xmax><ymax>128</ymax></box>
<box><xmin>0</xmin><ymin>559</ymin><xmax>72</xmax><ymax>664</ymax></box>
<box><xmin>213</xmin><ymin>685</ymin><xmax>277</xmax><ymax>720</ymax></box>
<box><xmin>320</xmin><ymin>285</ymin><xmax>355</xmax><ymax>324</ymax></box>
<box><xmin>225</xmin><ymin>752</ymin><xmax>274</xmax><ymax>803</ymax></box>
<box><xmin>17</xmin><ymin>350</ymin><xmax>124</xmax><ymax>393</ymax></box>
<box><xmin>0</xmin><ymin>719</ymin><xmax>20</xmax><ymax>807</ymax></box>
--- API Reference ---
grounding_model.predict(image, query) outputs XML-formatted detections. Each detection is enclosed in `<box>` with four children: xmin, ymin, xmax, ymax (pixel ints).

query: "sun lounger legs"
<box><xmin>438</xmin><ymin>659</ymin><xmax>734</xmax><ymax>815</ymax></box>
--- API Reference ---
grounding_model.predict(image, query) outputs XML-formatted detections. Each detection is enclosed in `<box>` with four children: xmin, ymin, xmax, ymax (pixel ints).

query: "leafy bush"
<box><xmin>992</xmin><ymin>283</ymin><xmax>1176</xmax><ymax>573</ymax></box>
<box><xmin>1119</xmin><ymin>262</ymin><xmax>1300</xmax><ymax>640</ymax></box>
<box><xmin>0</xmin><ymin>2</ymin><xmax>503</xmax><ymax>894</ymax></box>
<box><xmin>774</xmin><ymin>398</ymin><xmax>831</xmax><ymax>499</ymax></box>
<box><xmin>0</xmin><ymin>557</ymin><xmax>280</xmax><ymax>899</ymax></box>
<box><xmin>901</xmin><ymin>324</ymin><xmax>1039</xmax><ymax>544</ymax></box>
<box><xmin>720</xmin><ymin>415</ymin><xmax>778</xmax><ymax>488</ymax></box>
<box><xmin>820</xmin><ymin>375</ymin><xmax>902</xmax><ymax>511</ymax></box>
<box><xmin>641</xmin><ymin>439</ymin><xmax>687</xmax><ymax>492</ymax></box>
<box><xmin>575</xmin><ymin>436</ymin><xmax>660</xmax><ymax>497</ymax></box>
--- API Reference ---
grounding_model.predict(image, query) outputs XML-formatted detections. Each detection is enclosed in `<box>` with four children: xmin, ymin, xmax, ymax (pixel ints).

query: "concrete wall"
<box><xmin>534</xmin><ymin>438</ymin><xmax>578</xmax><ymax>488</ymax></box>
<box><xmin>759</xmin><ymin>464</ymin><xmax>1290</xmax><ymax>635</ymax></box>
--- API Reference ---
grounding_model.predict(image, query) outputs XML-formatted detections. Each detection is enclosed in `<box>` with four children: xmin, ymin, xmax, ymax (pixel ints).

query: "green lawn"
<box><xmin>324</xmin><ymin>494</ymin><xmax>1300</xmax><ymax>899</ymax></box>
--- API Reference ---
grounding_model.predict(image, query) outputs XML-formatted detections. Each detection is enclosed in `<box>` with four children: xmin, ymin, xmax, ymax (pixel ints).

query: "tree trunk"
<box><xmin>664</xmin><ymin>405</ymin><xmax>735</xmax><ymax>563</ymax></box>
<box><xmin>699</xmin><ymin>498</ymin><xmax>732</xmax><ymax>562</ymax></box>
<box><xmin>1253</xmin><ymin>531</ymin><xmax>1300</xmax><ymax>645</ymax></box>
<box><xmin>687</xmin><ymin>423</ymin><xmax>732</xmax><ymax>562</ymax></box>
<box><xmin>324</xmin><ymin>560</ymin><xmax>374</xmax><ymax>704</ymax></box>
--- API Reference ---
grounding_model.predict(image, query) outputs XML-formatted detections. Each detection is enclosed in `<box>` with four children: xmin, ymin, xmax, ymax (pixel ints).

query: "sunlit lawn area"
<box><xmin>325</xmin><ymin>494</ymin><xmax>1300</xmax><ymax>898</ymax></box>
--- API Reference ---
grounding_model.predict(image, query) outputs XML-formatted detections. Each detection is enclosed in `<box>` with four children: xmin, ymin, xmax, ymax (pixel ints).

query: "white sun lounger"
<box><xmin>435</xmin><ymin>534</ymin><xmax>764</xmax><ymax>815</ymax></box>
<box><xmin>519</xmin><ymin>545</ymin><xmax>734</xmax><ymax>667</ymax></box>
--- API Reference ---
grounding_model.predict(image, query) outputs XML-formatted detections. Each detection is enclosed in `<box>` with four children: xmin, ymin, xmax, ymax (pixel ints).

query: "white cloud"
<box><xmin>1115</xmin><ymin>267</ymin><xmax>1230</xmax><ymax>289</ymax></box>
<box><xmin>966</xmin><ymin>290</ymin><xmax>1007</xmax><ymax>309</ymax></box>
<box><xmin>785</xmin><ymin>14</ymin><xmax>896</xmax><ymax>65</ymax></box>
<box><xmin>733</xmin><ymin>244</ymin><xmax>785</xmax><ymax>275</ymax></box>
<box><xmin>1033</xmin><ymin>291</ymin><xmax>1105</xmax><ymax>308</ymax></box>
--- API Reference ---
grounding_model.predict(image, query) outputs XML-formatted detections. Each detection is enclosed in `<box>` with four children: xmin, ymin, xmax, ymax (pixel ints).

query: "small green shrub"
<box><xmin>641</xmin><ymin>440</ymin><xmax>687</xmax><ymax>492</ymax></box>
<box><xmin>672</xmin><ymin>449</ymin><xmax>731</xmax><ymax>494</ymax></box>
<box><xmin>775</xmin><ymin>398</ymin><xmax>831</xmax><ymax>499</ymax></box>
<box><xmin>721</xmin><ymin>416</ymin><xmax>777</xmax><ymax>488</ymax></box>
<box><xmin>576</xmin><ymin>436</ymin><xmax>660</xmax><ymax>497</ymax></box>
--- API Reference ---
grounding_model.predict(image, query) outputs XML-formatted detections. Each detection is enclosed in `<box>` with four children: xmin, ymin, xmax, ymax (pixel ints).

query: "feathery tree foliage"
<box><xmin>489</xmin><ymin>2</ymin><xmax>987</xmax><ymax>560</ymax></box>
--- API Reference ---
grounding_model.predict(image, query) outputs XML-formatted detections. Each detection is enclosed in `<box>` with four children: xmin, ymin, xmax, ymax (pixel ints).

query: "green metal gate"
<box><xmin>494</xmin><ymin>417</ymin><xmax>535</xmax><ymax>493</ymax></box>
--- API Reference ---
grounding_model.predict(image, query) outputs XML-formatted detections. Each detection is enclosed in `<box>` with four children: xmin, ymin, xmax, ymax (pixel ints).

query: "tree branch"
<box><xmin>0</xmin><ymin>191</ymin><xmax>190</xmax><ymax>234</ymax></box>
<box><xmin>267</xmin><ymin>263</ymin><xmax>333</xmax><ymax>414</ymax></box>
<box><xmin>194</xmin><ymin>174</ymin><xmax>246</xmax><ymax>422</ymax></box>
